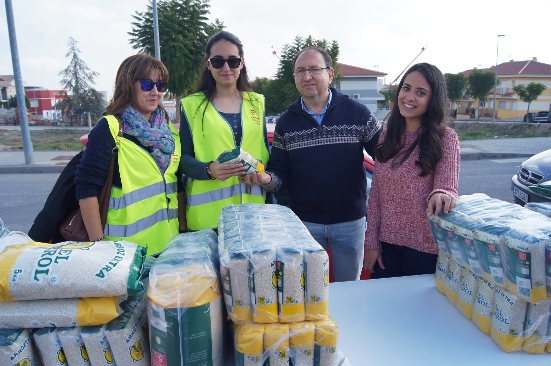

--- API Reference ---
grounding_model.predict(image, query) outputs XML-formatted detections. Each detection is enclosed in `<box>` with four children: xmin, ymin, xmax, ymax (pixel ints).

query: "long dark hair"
<box><xmin>194</xmin><ymin>30</ymin><xmax>252</xmax><ymax>98</ymax></box>
<box><xmin>191</xmin><ymin>31</ymin><xmax>261</xmax><ymax>128</ymax></box>
<box><xmin>375</xmin><ymin>62</ymin><xmax>448</xmax><ymax>176</ymax></box>
<box><xmin>105</xmin><ymin>53</ymin><xmax>169</xmax><ymax>117</ymax></box>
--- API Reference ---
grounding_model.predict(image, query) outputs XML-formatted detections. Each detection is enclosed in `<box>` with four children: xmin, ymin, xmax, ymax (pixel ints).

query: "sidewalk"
<box><xmin>0</xmin><ymin>137</ymin><xmax>550</xmax><ymax>174</ymax></box>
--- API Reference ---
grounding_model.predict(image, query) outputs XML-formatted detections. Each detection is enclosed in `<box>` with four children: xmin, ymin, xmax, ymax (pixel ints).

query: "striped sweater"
<box><xmin>263</xmin><ymin>88</ymin><xmax>381</xmax><ymax>224</ymax></box>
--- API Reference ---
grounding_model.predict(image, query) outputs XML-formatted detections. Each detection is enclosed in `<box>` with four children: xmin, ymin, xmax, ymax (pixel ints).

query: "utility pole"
<box><xmin>492</xmin><ymin>34</ymin><xmax>505</xmax><ymax>122</ymax></box>
<box><xmin>153</xmin><ymin>0</ymin><xmax>161</xmax><ymax>61</ymax></box>
<box><xmin>5</xmin><ymin>0</ymin><xmax>33</xmax><ymax>164</ymax></box>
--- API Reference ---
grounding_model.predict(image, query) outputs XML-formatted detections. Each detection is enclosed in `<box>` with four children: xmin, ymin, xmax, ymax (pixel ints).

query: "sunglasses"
<box><xmin>138</xmin><ymin>79</ymin><xmax>168</xmax><ymax>92</ymax></box>
<box><xmin>208</xmin><ymin>57</ymin><xmax>242</xmax><ymax>69</ymax></box>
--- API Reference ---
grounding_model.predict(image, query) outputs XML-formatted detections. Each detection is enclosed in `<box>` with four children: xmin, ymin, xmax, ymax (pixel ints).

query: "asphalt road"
<box><xmin>0</xmin><ymin>157</ymin><xmax>523</xmax><ymax>235</ymax></box>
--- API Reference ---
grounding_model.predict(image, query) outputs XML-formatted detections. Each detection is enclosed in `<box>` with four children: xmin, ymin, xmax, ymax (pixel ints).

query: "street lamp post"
<box><xmin>492</xmin><ymin>34</ymin><xmax>505</xmax><ymax>122</ymax></box>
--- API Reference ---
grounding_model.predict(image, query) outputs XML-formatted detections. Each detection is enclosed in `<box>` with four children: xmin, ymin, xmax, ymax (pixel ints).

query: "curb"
<box><xmin>460</xmin><ymin>152</ymin><xmax>533</xmax><ymax>161</ymax></box>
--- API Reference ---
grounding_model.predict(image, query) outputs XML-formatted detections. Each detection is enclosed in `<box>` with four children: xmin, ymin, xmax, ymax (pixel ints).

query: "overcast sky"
<box><xmin>1</xmin><ymin>0</ymin><xmax>549</xmax><ymax>100</ymax></box>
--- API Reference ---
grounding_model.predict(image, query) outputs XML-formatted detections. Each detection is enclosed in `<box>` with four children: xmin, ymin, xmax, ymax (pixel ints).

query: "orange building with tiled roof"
<box><xmin>459</xmin><ymin>58</ymin><xmax>551</xmax><ymax>120</ymax></box>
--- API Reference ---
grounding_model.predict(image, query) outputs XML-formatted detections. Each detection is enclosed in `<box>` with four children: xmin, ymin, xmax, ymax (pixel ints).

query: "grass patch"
<box><xmin>451</xmin><ymin>121</ymin><xmax>551</xmax><ymax>140</ymax></box>
<box><xmin>0</xmin><ymin>129</ymin><xmax>85</xmax><ymax>151</ymax></box>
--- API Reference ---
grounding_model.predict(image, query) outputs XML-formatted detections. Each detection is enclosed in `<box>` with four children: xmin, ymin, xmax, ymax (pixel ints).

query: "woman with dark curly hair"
<box><xmin>364</xmin><ymin>62</ymin><xmax>460</xmax><ymax>278</ymax></box>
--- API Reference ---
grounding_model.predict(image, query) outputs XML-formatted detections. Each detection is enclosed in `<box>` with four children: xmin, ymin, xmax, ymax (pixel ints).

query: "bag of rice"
<box><xmin>220</xmin><ymin>251</ymin><xmax>253</xmax><ymax>323</ymax></box>
<box><xmin>455</xmin><ymin>266</ymin><xmax>478</xmax><ymax>320</ymax></box>
<box><xmin>289</xmin><ymin>322</ymin><xmax>315</xmax><ymax>366</ymax></box>
<box><xmin>251</xmin><ymin>248</ymin><xmax>278</xmax><ymax>323</ymax></box>
<box><xmin>304</xmin><ymin>248</ymin><xmax>329</xmax><ymax>321</ymax></box>
<box><xmin>0</xmin><ymin>329</ymin><xmax>41</xmax><ymax>366</ymax></box>
<box><xmin>56</xmin><ymin>327</ymin><xmax>89</xmax><ymax>365</ymax></box>
<box><xmin>147</xmin><ymin>232</ymin><xmax>224</xmax><ymax>366</ymax></box>
<box><xmin>0</xmin><ymin>240</ymin><xmax>146</xmax><ymax>302</ymax></box>
<box><xmin>234</xmin><ymin>322</ymin><xmax>265</xmax><ymax>366</ymax></box>
<box><xmin>522</xmin><ymin>300</ymin><xmax>551</xmax><ymax>354</ymax></box>
<box><xmin>473</xmin><ymin>222</ymin><xmax>510</xmax><ymax>287</ymax></box>
<box><xmin>263</xmin><ymin>323</ymin><xmax>289</xmax><ymax>366</ymax></box>
<box><xmin>434</xmin><ymin>252</ymin><xmax>450</xmax><ymax>295</ymax></box>
<box><xmin>0</xmin><ymin>231</ymin><xmax>32</xmax><ymax>254</ymax></box>
<box><xmin>490</xmin><ymin>287</ymin><xmax>527</xmax><ymax>352</ymax></box>
<box><xmin>314</xmin><ymin>317</ymin><xmax>339</xmax><ymax>366</ymax></box>
<box><xmin>217</xmin><ymin>147</ymin><xmax>265</xmax><ymax>174</ymax></box>
<box><xmin>80</xmin><ymin>325</ymin><xmax>115</xmax><ymax>366</ymax></box>
<box><xmin>444</xmin><ymin>258</ymin><xmax>462</xmax><ymax>305</ymax></box>
<box><xmin>502</xmin><ymin>228</ymin><xmax>548</xmax><ymax>303</ymax></box>
<box><xmin>0</xmin><ymin>296</ymin><xmax>124</xmax><ymax>328</ymax></box>
<box><xmin>427</xmin><ymin>216</ymin><xmax>451</xmax><ymax>255</ymax></box>
<box><xmin>105</xmin><ymin>290</ymin><xmax>150</xmax><ymax>366</ymax></box>
<box><xmin>32</xmin><ymin>327</ymin><xmax>66</xmax><ymax>365</ymax></box>
<box><xmin>472</xmin><ymin>275</ymin><xmax>495</xmax><ymax>334</ymax></box>
<box><xmin>277</xmin><ymin>247</ymin><xmax>305</xmax><ymax>323</ymax></box>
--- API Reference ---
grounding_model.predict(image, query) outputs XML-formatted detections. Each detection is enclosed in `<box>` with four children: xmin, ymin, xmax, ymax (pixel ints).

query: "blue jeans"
<box><xmin>370</xmin><ymin>241</ymin><xmax>438</xmax><ymax>279</ymax></box>
<box><xmin>302</xmin><ymin>218</ymin><xmax>366</xmax><ymax>282</ymax></box>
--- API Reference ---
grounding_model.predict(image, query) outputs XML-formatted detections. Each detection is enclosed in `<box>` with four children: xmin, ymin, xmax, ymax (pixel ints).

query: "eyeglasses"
<box><xmin>293</xmin><ymin>67</ymin><xmax>330</xmax><ymax>78</ymax></box>
<box><xmin>208</xmin><ymin>57</ymin><xmax>242</xmax><ymax>69</ymax></box>
<box><xmin>138</xmin><ymin>79</ymin><xmax>168</xmax><ymax>92</ymax></box>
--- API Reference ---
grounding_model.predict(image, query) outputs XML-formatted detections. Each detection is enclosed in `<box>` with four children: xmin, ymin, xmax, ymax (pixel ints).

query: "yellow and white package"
<box><xmin>434</xmin><ymin>252</ymin><xmax>450</xmax><ymax>295</ymax></box>
<box><xmin>57</xmin><ymin>327</ymin><xmax>89</xmax><ymax>366</ymax></box>
<box><xmin>472</xmin><ymin>276</ymin><xmax>495</xmax><ymax>334</ymax></box>
<box><xmin>522</xmin><ymin>300</ymin><xmax>551</xmax><ymax>354</ymax></box>
<box><xmin>234</xmin><ymin>323</ymin><xmax>265</xmax><ymax>366</ymax></box>
<box><xmin>218</xmin><ymin>204</ymin><xmax>329</xmax><ymax>324</ymax></box>
<box><xmin>289</xmin><ymin>322</ymin><xmax>315</xmax><ymax>365</ymax></box>
<box><xmin>0</xmin><ymin>329</ymin><xmax>41</xmax><ymax>366</ymax></box>
<box><xmin>444</xmin><ymin>258</ymin><xmax>462</xmax><ymax>305</ymax></box>
<box><xmin>0</xmin><ymin>296</ymin><xmax>124</xmax><ymax>328</ymax></box>
<box><xmin>33</xmin><ymin>327</ymin><xmax>67</xmax><ymax>365</ymax></box>
<box><xmin>0</xmin><ymin>240</ymin><xmax>146</xmax><ymax>302</ymax></box>
<box><xmin>455</xmin><ymin>266</ymin><xmax>478</xmax><ymax>320</ymax></box>
<box><xmin>218</xmin><ymin>147</ymin><xmax>265</xmax><ymax>174</ymax></box>
<box><xmin>490</xmin><ymin>287</ymin><xmax>527</xmax><ymax>352</ymax></box>
<box><xmin>80</xmin><ymin>325</ymin><xmax>116</xmax><ymax>366</ymax></box>
<box><xmin>314</xmin><ymin>317</ymin><xmax>339</xmax><ymax>366</ymax></box>
<box><xmin>147</xmin><ymin>230</ymin><xmax>224</xmax><ymax>366</ymax></box>
<box><xmin>264</xmin><ymin>323</ymin><xmax>289</xmax><ymax>366</ymax></box>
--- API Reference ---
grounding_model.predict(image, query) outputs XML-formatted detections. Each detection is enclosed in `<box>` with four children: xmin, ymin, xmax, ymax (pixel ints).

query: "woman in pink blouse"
<box><xmin>364</xmin><ymin>63</ymin><xmax>460</xmax><ymax>278</ymax></box>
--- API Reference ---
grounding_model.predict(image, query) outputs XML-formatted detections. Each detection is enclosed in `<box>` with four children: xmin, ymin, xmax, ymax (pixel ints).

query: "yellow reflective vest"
<box><xmin>103</xmin><ymin>115</ymin><xmax>181</xmax><ymax>255</ymax></box>
<box><xmin>181</xmin><ymin>91</ymin><xmax>269</xmax><ymax>230</ymax></box>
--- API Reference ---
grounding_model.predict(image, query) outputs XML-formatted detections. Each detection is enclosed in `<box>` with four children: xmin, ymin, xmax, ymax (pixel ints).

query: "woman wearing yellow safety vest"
<box><xmin>75</xmin><ymin>54</ymin><xmax>183</xmax><ymax>256</ymax></box>
<box><xmin>180</xmin><ymin>31</ymin><xmax>270</xmax><ymax>231</ymax></box>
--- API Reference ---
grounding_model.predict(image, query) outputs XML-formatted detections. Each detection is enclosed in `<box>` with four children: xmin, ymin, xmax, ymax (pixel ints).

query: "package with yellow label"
<box><xmin>218</xmin><ymin>147</ymin><xmax>264</xmax><ymax>174</ymax></box>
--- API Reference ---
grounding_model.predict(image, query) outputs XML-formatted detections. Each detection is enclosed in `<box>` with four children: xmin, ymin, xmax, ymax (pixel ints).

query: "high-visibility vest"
<box><xmin>181</xmin><ymin>91</ymin><xmax>269</xmax><ymax>230</ymax></box>
<box><xmin>103</xmin><ymin>114</ymin><xmax>181</xmax><ymax>256</ymax></box>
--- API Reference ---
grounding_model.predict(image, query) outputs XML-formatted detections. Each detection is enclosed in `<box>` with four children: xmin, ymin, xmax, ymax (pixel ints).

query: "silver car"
<box><xmin>511</xmin><ymin>148</ymin><xmax>551</xmax><ymax>205</ymax></box>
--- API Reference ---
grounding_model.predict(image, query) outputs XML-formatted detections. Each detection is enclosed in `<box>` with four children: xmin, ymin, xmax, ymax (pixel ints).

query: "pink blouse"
<box><xmin>365</xmin><ymin>127</ymin><xmax>460</xmax><ymax>254</ymax></box>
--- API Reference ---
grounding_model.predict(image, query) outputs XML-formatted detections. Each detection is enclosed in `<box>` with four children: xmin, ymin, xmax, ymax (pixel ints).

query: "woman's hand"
<box><xmin>239</xmin><ymin>172</ymin><xmax>271</xmax><ymax>185</ymax></box>
<box><xmin>428</xmin><ymin>192</ymin><xmax>456</xmax><ymax>216</ymax></box>
<box><xmin>209</xmin><ymin>161</ymin><xmax>246</xmax><ymax>181</ymax></box>
<box><xmin>363</xmin><ymin>248</ymin><xmax>384</xmax><ymax>274</ymax></box>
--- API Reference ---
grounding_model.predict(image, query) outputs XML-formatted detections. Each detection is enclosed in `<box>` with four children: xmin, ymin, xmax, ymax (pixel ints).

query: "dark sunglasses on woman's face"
<box><xmin>138</xmin><ymin>79</ymin><xmax>168</xmax><ymax>92</ymax></box>
<box><xmin>208</xmin><ymin>57</ymin><xmax>242</xmax><ymax>69</ymax></box>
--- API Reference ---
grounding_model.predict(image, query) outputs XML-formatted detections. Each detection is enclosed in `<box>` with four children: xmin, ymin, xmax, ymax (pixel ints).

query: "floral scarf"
<box><xmin>120</xmin><ymin>106</ymin><xmax>175</xmax><ymax>173</ymax></box>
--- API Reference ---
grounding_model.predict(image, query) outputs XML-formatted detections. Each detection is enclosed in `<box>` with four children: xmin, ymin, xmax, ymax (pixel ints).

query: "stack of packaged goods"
<box><xmin>146</xmin><ymin>229</ymin><xmax>226</xmax><ymax>366</ymax></box>
<box><xmin>218</xmin><ymin>204</ymin><xmax>342</xmax><ymax>366</ymax></box>
<box><xmin>429</xmin><ymin>193</ymin><xmax>551</xmax><ymax>353</ymax></box>
<box><xmin>0</xmin><ymin>233</ymin><xmax>149</xmax><ymax>365</ymax></box>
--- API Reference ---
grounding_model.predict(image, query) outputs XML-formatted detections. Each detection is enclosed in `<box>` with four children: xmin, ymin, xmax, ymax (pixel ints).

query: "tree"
<box><xmin>445</xmin><ymin>73</ymin><xmax>467</xmax><ymax>112</ymax></box>
<box><xmin>129</xmin><ymin>0</ymin><xmax>224</xmax><ymax>109</ymax></box>
<box><xmin>58</xmin><ymin>37</ymin><xmax>105</xmax><ymax>125</ymax></box>
<box><xmin>467</xmin><ymin>70</ymin><xmax>495</xmax><ymax>119</ymax></box>
<box><xmin>268</xmin><ymin>35</ymin><xmax>340</xmax><ymax>113</ymax></box>
<box><xmin>8</xmin><ymin>94</ymin><xmax>30</xmax><ymax>109</ymax></box>
<box><xmin>513</xmin><ymin>82</ymin><xmax>547</xmax><ymax>115</ymax></box>
<box><xmin>379</xmin><ymin>85</ymin><xmax>398</xmax><ymax>109</ymax></box>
